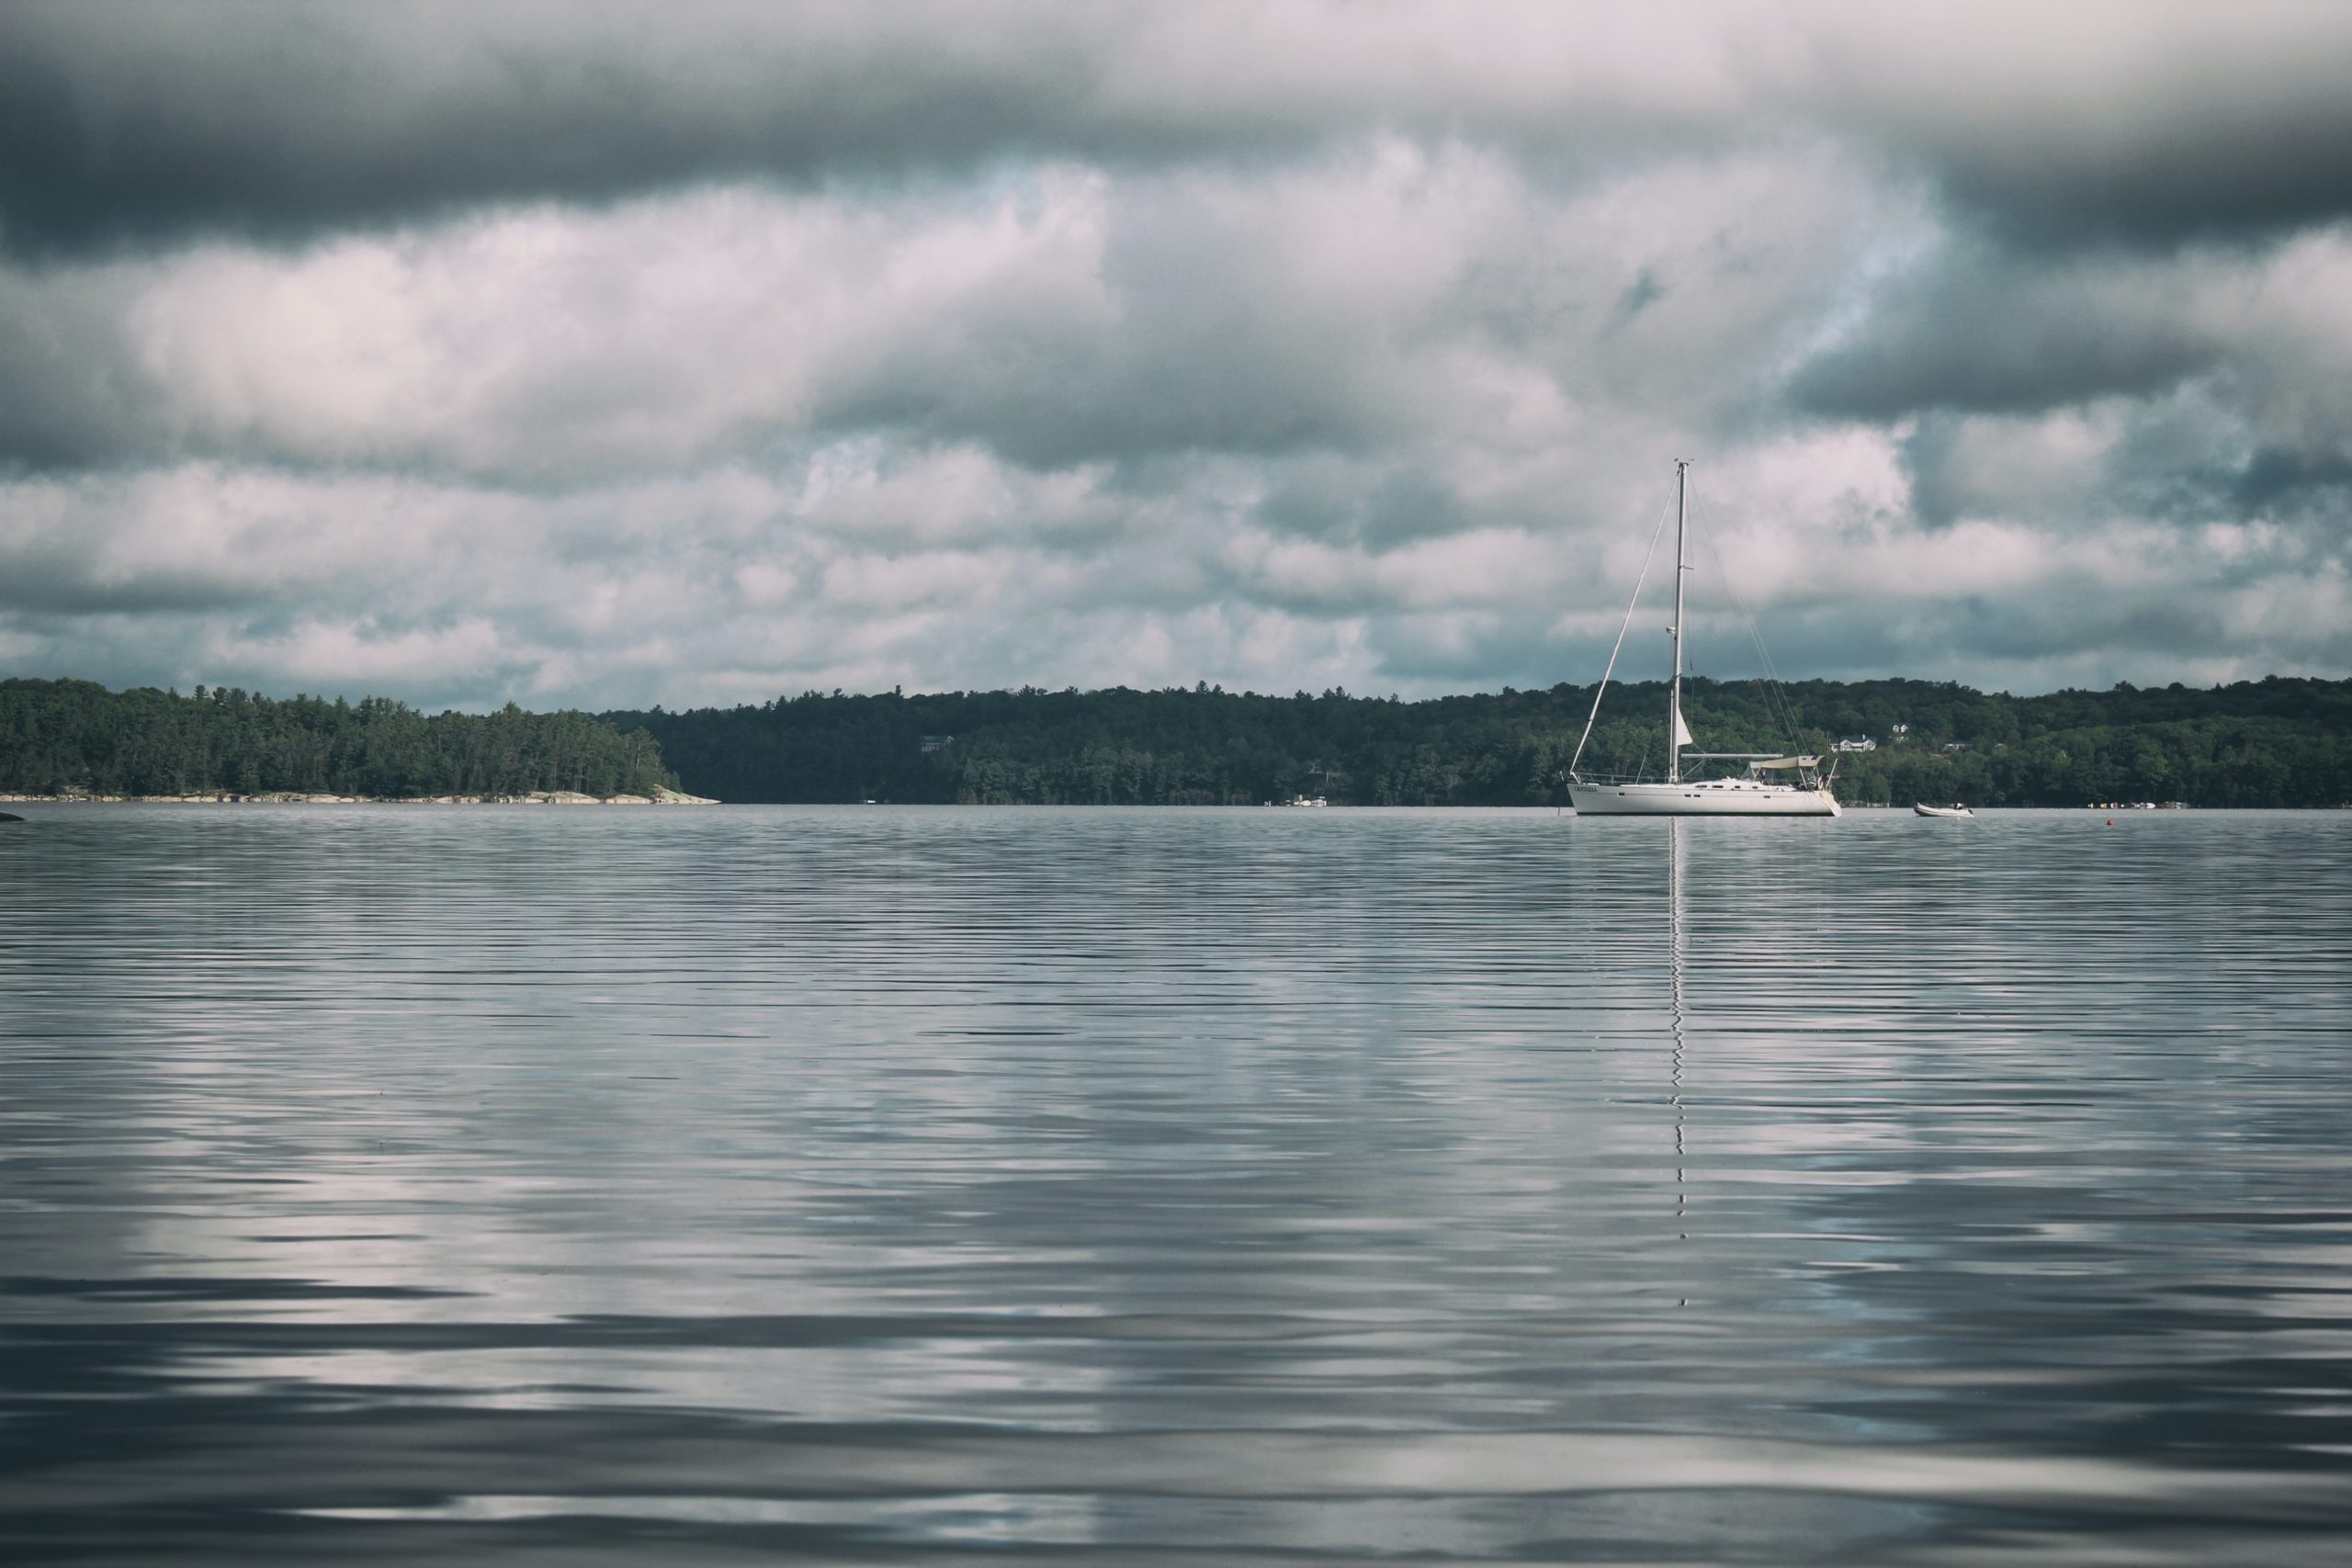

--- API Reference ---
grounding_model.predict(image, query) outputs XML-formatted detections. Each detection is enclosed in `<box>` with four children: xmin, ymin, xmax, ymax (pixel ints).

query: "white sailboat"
<box><xmin>1566</xmin><ymin>461</ymin><xmax>1840</xmax><ymax>818</ymax></box>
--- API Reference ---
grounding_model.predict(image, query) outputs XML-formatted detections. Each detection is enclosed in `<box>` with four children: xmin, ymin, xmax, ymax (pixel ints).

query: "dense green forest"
<box><xmin>608</xmin><ymin>675</ymin><xmax>2352</xmax><ymax>808</ymax></box>
<box><xmin>0</xmin><ymin>679</ymin><xmax>674</xmax><ymax>798</ymax></box>
<box><xmin>8</xmin><ymin>674</ymin><xmax>2346</xmax><ymax>807</ymax></box>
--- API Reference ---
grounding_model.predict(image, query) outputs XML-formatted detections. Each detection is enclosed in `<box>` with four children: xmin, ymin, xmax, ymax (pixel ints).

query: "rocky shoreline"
<box><xmin>2</xmin><ymin>786</ymin><xmax>719</xmax><ymax>806</ymax></box>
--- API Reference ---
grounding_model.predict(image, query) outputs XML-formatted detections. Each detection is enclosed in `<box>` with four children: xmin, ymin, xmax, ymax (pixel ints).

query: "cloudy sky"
<box><xmin>4</xmin><ymin>0</ymin><xmax>2349</xmax><ymax>710</ymax></box>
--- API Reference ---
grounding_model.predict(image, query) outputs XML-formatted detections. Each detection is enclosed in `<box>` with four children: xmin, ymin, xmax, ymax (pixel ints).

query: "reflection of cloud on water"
<box><xmin>1665</xmin><ymin>812</ymin><xmax>2352</xmax><ymax>1477</ymax></box>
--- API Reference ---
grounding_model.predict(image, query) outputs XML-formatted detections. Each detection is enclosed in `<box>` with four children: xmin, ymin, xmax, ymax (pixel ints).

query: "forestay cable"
<box><xmin>1567</xmin><ymin>494</ymin><xmax>1675</xmax><ymax>781</ymax></box>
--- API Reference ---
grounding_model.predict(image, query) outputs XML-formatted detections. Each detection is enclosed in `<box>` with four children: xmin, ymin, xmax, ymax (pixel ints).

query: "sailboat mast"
<box><xmin>1668</xmin><ymin>458</ymin><xmax>1689</xmax><ymax>784</ymax></box>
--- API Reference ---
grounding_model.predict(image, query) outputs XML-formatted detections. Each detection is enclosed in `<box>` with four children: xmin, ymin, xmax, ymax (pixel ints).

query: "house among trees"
<box><xmin>1832</xmin><ymin>734</ymin><xmax>1877</xmax><ymax>752</ymax></box>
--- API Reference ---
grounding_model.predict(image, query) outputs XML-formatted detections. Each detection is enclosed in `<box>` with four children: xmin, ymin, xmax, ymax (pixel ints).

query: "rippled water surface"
<box><xmin>4</xmin><ymin>804</ymin><xmax>2350</xmax><ymax>1564</ymax></box>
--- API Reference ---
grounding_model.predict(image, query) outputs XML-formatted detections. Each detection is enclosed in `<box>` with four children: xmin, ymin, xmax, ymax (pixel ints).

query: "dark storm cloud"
<box><xmin>0</xmin><ymin>266</ymin><xmax>163</xmax><ymax>468</ymax></box>
<box><xmin>9</xmin><ymin>3</ymin><xmax>2352</xmax><ymax>261</ymax></box>
<box><xmin>1928</xmin><ymin>125</ymin><xmax>2352</xmax><ymax>252</ymax></box>
<box><xmin>1808</xmin><ymin>6</ymin><xmax>2352</xmax><ymax>250</ymax></box>
<box><xmin>1788</xmin><ymin>246</ymin><xmax>2223</xmax><ymax>423</ymax></box>
<box><xmin>0</xmin><ymin>558</ymin><xmax>266</xmax><ymax>616</ymax></box>
<box><xmin>0</xmin><ymin>2</ymin><xmax>1157</xmax><ymax>256</ymax></box>
<box><xmin>2233</xmin><ymin>448</ymin><xmax>2352</xmax><ymax>512</ymax></box>
<box><xmin>1</xmin><ymin>0</ymin><xmax>1669</xmax><ymax>259</ymax></box>
<box><xmin>2088</xmin><ymin>396</ymin><xmax>2352</xmax><ymax>532</ymax></box>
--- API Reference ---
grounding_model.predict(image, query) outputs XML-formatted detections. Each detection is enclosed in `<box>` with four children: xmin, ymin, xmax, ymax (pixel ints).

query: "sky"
<box><xmin>3</xmin><ymin>0</ymin><xmax>2350</xmax><ymax>712</ymax></box>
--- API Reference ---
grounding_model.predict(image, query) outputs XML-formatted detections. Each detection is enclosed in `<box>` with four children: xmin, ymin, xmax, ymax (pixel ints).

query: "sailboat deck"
<box><xmin>1567</xmin><ymin>777</ymin><xmax>1842</xmax><ymax>817</ymax></box>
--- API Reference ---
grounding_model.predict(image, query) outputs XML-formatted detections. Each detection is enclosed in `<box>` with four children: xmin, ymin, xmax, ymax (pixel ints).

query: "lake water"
<box><xmin>4</xmin><ymin>804</ymin><xmax>2349</xmax><ymax>1565</ymax></box>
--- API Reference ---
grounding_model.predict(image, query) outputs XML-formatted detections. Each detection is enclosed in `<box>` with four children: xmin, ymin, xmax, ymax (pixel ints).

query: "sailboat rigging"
<box><xmin>1566</xmin><ymin>461</ymin><xmax>1839</xmax><ymax>818</ymax></box>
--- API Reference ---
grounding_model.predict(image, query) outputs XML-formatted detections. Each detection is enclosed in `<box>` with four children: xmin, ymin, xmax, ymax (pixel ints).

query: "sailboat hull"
<box><xmin>1568</xmin><ymin>781</ymin><xmax>1841</xmax><ymax>818</ymax></box>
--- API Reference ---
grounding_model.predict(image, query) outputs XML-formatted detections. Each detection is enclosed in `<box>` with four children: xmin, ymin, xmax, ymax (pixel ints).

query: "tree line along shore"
<box><xmin>0</xmin><ymin>680</ymin><xmax>684</xmax><ymax>803</ymax></box>
<box><xmin>624</xmin><ymin>674</ymin><xmax>2352</xmax><ymax>808</ymax></box>
<box><xmin>6</xmin><ymin>789</ymin><xmax>715</xmax><ymax>806</ymax></box>
<box><xmin>6</xmin><ymin>674</ymin><xmax>2349</xmax><ymax>810</ymax></box>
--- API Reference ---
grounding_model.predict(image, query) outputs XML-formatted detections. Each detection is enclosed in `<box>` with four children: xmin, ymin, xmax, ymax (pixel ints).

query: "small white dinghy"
<box><xmin>1914</xmin><ymin>802</ymin><xmax>1974</xmax><ymax>818</ymax></box>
